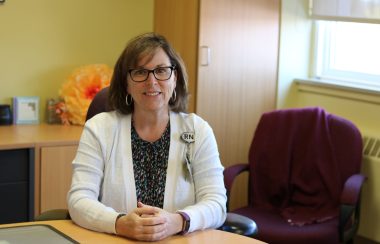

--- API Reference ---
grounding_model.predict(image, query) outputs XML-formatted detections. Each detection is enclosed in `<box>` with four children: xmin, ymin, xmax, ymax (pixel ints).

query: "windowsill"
<box><xmin>295</xmin><ymin>78</ymin><xmax>380</xmax><ymax>105</ymax></box>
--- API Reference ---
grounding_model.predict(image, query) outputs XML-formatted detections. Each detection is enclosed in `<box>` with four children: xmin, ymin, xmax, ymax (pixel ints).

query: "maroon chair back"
<box><xmin>249</xmin><ymin>107</ymin><xmax>362</xmax><ymax>224</ymax></box>
<box><xmin>85</xmin><ymin>87</ymin><xmax>112</xmax><ymax>121</ymax></box>
<box><xmin>227</xmin><ymin>107</ymin><xmax>366</xmax><ymax>243</ymax></box>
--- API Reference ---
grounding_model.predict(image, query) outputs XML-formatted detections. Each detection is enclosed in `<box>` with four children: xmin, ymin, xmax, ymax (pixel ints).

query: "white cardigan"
<box><xmin>67</xmin><ymin>111</ymin><xmax>227</xmax><ymax>234</ymax></box>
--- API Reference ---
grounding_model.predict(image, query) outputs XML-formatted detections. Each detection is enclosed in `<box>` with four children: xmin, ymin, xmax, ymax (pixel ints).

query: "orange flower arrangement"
<box><xmin>58</xmin><ymin>64</ymin><xmax>113</xmax><ymax>125</ymax></box>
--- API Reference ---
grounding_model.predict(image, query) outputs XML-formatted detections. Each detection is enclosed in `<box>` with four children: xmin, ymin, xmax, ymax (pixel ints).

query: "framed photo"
<box><xmin>13</xmin><ymin>96</ymin><xmax>40</xmax><ymax>124</ymax></box>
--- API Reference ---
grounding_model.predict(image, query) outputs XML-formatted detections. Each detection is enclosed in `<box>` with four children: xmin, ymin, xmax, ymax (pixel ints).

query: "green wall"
<box><xmin>0</xmin><ymin>0</ymin><xmax>153</xmax><ymax>122</ymax></box>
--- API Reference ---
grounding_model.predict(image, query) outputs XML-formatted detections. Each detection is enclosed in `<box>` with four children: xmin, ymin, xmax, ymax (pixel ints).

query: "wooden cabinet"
<box><xmin>155</xmin><ymin>0</ymin><xmax>280</xmax><ymax>210</ymax></box>
<box><xmin>40</xmin><ymin>145</ymin><xmax>78</xmax><ymax>213</ymax></box>
<box><xmin>0</xmin><ymin>124</ymin><xmax>83</xmax><ymax>219</ymax></box>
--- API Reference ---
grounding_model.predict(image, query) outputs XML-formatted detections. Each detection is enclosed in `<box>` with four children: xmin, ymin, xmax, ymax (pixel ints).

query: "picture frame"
<box><xmin>13</xmin><ymin>96</ymin><xmax>40</xmax><ymax>124</ymax></box>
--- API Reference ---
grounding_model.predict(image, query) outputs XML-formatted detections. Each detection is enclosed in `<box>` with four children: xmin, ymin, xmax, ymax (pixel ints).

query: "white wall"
<box><xmin>278</xmin><ymin>0</ymin><xmax>380</xmax><ymax>135</ymax></box>
<box><xmin>276</xmin><ymin>0</ymin><xmax>312</xmax><ymax>109</ymax></box>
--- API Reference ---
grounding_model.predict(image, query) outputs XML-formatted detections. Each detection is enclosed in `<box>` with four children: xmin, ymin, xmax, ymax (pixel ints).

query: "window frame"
<box><xmin>312</xmin><ymin>20</ymin><xmax>380</xmax><ymax>92</ymax></box>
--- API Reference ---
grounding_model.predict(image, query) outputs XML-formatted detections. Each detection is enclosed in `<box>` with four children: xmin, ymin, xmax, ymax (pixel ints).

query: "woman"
<box><xmin>67</xmin><ymin>32</ymin><xmax>227</xmax><ymax>241</ymax></box>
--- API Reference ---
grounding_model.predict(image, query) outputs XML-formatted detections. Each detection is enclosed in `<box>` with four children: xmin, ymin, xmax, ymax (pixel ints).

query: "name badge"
<box><xmin>181</xmin><ymin>132</ymin><xmax>194</xmax><ymax>182</ymax></box>
<box><xmin>181</xmin><ymin>132</ymin><xmax>195</xmax><ymax>143</ymax></box>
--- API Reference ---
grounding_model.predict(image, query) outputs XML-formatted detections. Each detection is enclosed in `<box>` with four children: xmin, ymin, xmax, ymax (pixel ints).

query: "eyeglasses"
<box><xmin>128</xmin><ymin>66</ymin><xmax>176</xmax><ymax>82</ymax></box>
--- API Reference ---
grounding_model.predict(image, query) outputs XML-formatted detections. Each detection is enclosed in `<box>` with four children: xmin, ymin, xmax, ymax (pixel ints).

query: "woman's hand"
<box><xmin>115</xmin><ymin>202</ymin><xmax>183</xmax><ymax>241</ymax></box>
<box><xmin>139</xmin><ymin>202</ymin><xmax>183</xmax><ymax>237</ymax></box>
<box><xmin>115</xmin><ymin>203</ymin><xmax>165</xmax><ymax>241</ymax></box>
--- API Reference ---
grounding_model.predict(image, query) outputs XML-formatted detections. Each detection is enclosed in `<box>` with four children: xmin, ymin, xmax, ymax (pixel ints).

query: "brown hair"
<box><xmin>109</xmin><ymin>32</ymin><xmax>189</xmax><ymax>114</ymax></box>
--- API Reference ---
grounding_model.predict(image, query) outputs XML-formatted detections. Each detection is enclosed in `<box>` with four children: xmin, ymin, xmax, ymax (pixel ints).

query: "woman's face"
<box><xmin>127</xmin><ymin>47</ymin><xmax>176</xmax><ymax>114</ymax></box>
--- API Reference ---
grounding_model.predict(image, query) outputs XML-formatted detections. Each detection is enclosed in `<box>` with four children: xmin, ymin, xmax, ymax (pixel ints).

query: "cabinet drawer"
<box><xmin>0</xmin><ymin>182</ymin><xmax>29</xmax><ymax>224</ymax></box>
<box><xmin>0</xmin><ymin>148</ymin><xmax>34</xmax><ymax>223</ymax></box>
<box><xmin>0</xmin><ymin>149</ymin><xmax>29</xmax><ymax>183</ymax></box>
<box><xmin>40</xmin><ymin>145</ymin><xmax>77</xmax><ymax>212</ymax></box>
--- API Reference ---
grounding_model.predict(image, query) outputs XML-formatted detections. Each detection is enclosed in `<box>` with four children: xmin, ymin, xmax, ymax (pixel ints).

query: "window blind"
<box><xmin>309</xmin><ymin>0</ymin><xmax>380</xmax><ymax>23</ymax></box>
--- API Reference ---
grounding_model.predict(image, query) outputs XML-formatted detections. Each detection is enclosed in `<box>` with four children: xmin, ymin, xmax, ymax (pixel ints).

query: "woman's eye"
<box><xmin>155</xmin><ymin>68</ymin><xmax>168</xmax><ymax>74</ymax></box>
<box><xmin>134</xmin><ymin>69</ymin><xmax>148</xmax><ymax>76</ymax></box>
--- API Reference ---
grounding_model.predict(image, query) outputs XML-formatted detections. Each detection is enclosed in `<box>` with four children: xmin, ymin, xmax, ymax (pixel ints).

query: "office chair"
<box><xmin>224</xmin><ymin>107</ymin><xmax>366</xmax><ymax>244</ymax></box>
<box><xmin>35</xmin><ymin>87</ymin><xmax>257</xmax><ymax>237</ymax></box>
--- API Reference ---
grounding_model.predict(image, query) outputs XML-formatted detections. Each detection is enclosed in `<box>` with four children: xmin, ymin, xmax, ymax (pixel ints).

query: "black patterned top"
<box><xmin>131</xmin><ymin>121</ymin><xmax>170</xmax><ymax>208</ymax></box>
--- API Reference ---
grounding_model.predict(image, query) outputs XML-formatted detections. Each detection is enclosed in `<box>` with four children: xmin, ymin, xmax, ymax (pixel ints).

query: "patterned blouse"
<box><xmin>131</xmin><ymin>121</ymin><xmax>170</xmax><ymax>208</ymax></box>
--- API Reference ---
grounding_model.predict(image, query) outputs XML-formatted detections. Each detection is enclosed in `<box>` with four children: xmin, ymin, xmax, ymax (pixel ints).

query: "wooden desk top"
<box><xmin>0</xmin><ymin>220</ymin><xmax>266</xmax><ymax>244</ymax></box>
<box><xmin>0</xmin><ymin>124</ymin><xmax>83</xmax><ymax>150</ymax></box>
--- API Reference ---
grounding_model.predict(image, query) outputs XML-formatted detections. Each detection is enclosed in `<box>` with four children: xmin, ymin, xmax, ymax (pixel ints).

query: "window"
<box><xmin>313</xmin><ymin>20</ymin><xmax>380</xmax><ymax>92</ymax></box>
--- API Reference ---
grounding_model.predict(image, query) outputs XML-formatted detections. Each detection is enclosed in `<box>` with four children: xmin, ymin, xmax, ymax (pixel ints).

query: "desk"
<box><xmin>0</xmin><ymin>124</ymin><xmax>83</xmax><ymax>150</ymax></box>
<box><xmin>0</xmin><ymin>220</ymin><xmax>266</xmax><ymax>243</ymax></box>
<box><xmin>0</xmin><ymin>124</ymin><xmax>83</xmax><ymax>221</ymax></box>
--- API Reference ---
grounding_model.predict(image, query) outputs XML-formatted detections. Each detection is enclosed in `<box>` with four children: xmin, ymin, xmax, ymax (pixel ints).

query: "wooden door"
<box><xmin>154</xmin><ymin>0</ymin><xmax>199</xmax><ymax>113</ymax></box>
<box><xmin>40</xmin><ymin>145</ymin><xmax>77</xmax><ymax>213</ymax></box>
<box><xmin>197</xmin><ymin>0</ymin><xmax>280</xmax><ymax>210</ymax></box>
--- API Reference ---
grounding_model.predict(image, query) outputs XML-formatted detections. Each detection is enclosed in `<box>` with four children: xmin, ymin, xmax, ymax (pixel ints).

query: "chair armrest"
<box><xmin>339</xmin><ymin>173</ymin><xmax>367</xmax><ymax>243</ymax></box>
<box><xmin>34</xmin><ymin>209</ymin><xmax>71</xmax><ymax>221</ymax></box>
<box><xmin>218</xmin><ymin>213</ymin><xmax>258</xmax><ymax>237</ymax></box>
<box><xmin>224</xmin><ymin>164</ymin><xmax>249</xmax><ymax>204</ymax></box>
<box><xmin>340</xmin><ymin>174</ymin><xmax>367</xmax><ymax>205</ymax></box>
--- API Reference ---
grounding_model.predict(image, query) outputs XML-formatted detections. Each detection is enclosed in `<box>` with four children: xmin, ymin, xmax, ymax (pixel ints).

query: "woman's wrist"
<box><xmin>115</xmin><ymin>213</ymin><xmax>126</xmax><ymax>235</ymax></box>
<box><xmin>174</xmin><ymin>213</ymin><xmax>183</xmax><ymax>234</ymax></box>
<box><xmin>177</xmin><ymin>211</ymin><xmax>190</xmax><ymax>235</ymax></box>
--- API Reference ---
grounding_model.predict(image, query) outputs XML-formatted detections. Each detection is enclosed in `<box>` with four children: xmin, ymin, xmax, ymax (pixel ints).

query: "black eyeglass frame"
<box><xmin>128</xmin><ymin>66</ymin><xmax>176</xmax><ymax>82</ymax></box>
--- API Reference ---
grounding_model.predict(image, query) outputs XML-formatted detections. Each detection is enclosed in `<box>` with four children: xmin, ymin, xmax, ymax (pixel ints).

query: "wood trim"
<box><xmin>34</xmin><ymin>145</ymin><xmax>41</xmax><ymax>217</ymax></box>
